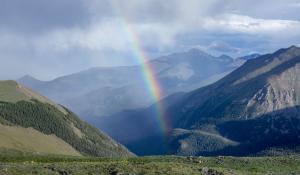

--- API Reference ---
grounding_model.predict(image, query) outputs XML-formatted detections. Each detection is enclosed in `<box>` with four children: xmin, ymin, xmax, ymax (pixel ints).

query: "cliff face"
<box><xmin>245</xmin><ymin>63</ymin><xmax>300</xmax><ymax>118</ymax></box>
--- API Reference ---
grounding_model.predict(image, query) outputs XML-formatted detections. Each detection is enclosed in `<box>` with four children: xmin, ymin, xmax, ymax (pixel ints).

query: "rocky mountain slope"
<box><xmin>163</xmin><ymin>46</ymin><xmax>300</xmax><ymax>156</ymax></box>
<box><xmin>0</xmin><ymin>80</ymin><xmax>133</xmax><ymax>157</ymax></box>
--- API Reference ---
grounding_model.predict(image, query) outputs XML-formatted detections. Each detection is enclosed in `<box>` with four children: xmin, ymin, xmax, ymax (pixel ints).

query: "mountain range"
<box><xmin>18</xmin><ymin>49</ymin><xmax>244</xmax><ymax>123</ymax></box>
<box><xmin>16</xmin><ymin>46</ymin><xmax>300</xmax><ymax>157</ymax></box>
<box><xmin>106</xmin><ymin>46</ymin><xmax>300</xmax><ymax>156</ymax></box>
<box><xmin>0</xmin><ymin>80</ymin><xmax>133</xmax><ymax>157</ymax></box>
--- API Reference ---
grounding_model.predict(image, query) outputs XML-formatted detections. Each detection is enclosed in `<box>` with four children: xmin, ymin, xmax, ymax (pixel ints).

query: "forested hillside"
<box><xmin>0</xmin><ymin>80</ymin><xmax>133</xmax><ymax>157</ymax></box>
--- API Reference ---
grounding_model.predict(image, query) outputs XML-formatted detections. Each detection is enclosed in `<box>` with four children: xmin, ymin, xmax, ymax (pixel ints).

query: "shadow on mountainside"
<box><xmin>196</xmin><ymin>105</ymin><xmax>300</xmax><ymax>156</ymax></box>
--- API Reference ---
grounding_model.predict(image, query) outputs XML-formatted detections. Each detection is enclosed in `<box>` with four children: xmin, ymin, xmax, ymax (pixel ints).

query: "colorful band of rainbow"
<box><xmin>110</xmin><ymin>0</ymin><xmax>170</xmax><ymax>134</ymax></box>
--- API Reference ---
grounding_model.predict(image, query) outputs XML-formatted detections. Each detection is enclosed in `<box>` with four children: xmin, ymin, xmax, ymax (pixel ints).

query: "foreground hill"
<box><xmin>0</xmin><ymin>80</ymin><xmax>133</xmax><ymax>157</ymax></box>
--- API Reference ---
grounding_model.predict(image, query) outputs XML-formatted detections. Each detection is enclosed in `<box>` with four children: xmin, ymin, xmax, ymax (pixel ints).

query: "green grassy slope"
<box><xmin>0</xmin><ymin>124</ymin><xmax>80</xmax><ymax>156</ymax></box>
<box><xmin>0</xmin><ymin>80</ymin><xmax>133</xmax><ymax>157</ymax></box>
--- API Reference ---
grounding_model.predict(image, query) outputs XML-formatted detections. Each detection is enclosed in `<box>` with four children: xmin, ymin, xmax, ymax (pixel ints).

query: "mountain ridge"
<box><xmin>162</xmin><ymin>46</ymin><xmax>300</xmax><ymax>156</ymax></box>
<box><xmin>174</xmin><ymin>46</ymin><xmax>300</xmax><ymax>127</ymax></box>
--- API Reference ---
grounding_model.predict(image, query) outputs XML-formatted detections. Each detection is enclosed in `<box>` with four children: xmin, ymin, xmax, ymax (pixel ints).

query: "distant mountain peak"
<box><xmin>18</xmin><ymin>74</ymin><xmax>41</xmax><ymax>82</ymax></box>
<box><xmin>240</xmin><ymin>53</ymin><xmax>261</xmax><ymax>61</ymax></box>
<box><xmin>270</xmin><ymin>45</ymin><xmax>300</xmax><ymax>63</ymax></box>
<box><xmin>216</xmin><ymin>54</ymin><xmax>234</xmax><ymax>62</ymax></box>
<box><xmin>288</xmin><ymin>45</ymin><xmax>300</xmax><ymax>50</ymax></box>
<box><xmin>187</xmin><ymin>48</ymin><xmax>211</xmax><ymax>57</ymax></box>
<box><xmin>272</xmin><ymin>45</ymin><xmax>300</xmax><ymax>57</ymax></box>
<box><xmin>218</xmin><ymin>54</ymin><xmax>232</xmax><ymax>58</ymax></box>
<box><xmin>17</xmin><ymin>74</ymin><xmax>44</xmax><ymax>89</ymax></box>
<box><xmin>285</xmin><ymin>45</ymin><xmax>300</xmax><ymax>54</ymax></box>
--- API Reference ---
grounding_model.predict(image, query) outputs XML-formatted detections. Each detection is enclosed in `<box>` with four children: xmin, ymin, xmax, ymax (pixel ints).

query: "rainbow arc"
<box><xmin>110</xmin><ymin>0</ymin><xmax>170</xmax><ymax>134</ymax></box>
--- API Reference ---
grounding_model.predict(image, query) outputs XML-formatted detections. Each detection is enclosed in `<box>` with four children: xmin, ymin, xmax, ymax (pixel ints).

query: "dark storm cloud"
<box><xmin>0</xmin><ymin>0</ymin><xmax>300</xmax><ymax>80</ymax></box>
<box><xmin>0</xmin><ymin>0</ymin><xmax>93</xmax><ymax>34</ymax></box>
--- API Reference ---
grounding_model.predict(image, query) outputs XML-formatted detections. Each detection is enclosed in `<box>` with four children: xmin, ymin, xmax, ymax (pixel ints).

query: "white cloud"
<box><xmin>27</xmin><ymin>13</ymin><xmax>300</xmax><ymax>59</ymax></box>
<box><xmin>289</xmin><ymin>2</ymin><xmax>300</xmax><ymax>7</ymax></box>
<box><xmin>202</xmin><ymin>14</ymin><xmax>300</xmax><ymax>36</ymax></box>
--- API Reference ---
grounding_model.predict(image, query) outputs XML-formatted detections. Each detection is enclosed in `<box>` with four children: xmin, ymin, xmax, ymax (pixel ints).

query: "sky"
<box><xmin>1</xmin><ymin>0</ymin><xmax>300</xmax><ymax>80</ymax></box>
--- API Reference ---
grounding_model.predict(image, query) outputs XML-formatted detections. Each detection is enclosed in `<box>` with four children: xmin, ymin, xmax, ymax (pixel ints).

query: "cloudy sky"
<box><xmin>1</xmin><ymin>0</ymin><xmax>300</xmax><ymax>80</ymax></box>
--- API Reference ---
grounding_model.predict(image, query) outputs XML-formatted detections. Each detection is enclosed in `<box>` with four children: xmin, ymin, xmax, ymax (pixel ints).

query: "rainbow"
<box><xmin>110</xmin><ymin>0</ymin><xmax>170</xmax><ymax>134</ymax></box>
